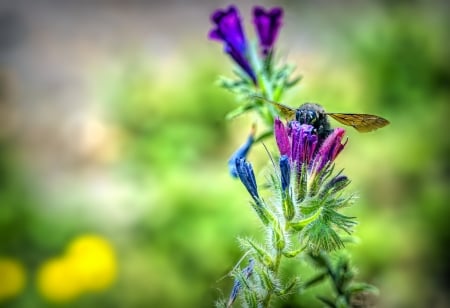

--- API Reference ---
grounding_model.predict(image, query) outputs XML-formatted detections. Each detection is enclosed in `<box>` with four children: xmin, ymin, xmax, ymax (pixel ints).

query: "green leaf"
<box><xmin>289</xmin><ymin>207</ymin><xmax>323</xmax><ymax>231</ymax></box>
<box><xmin>300</xmin><ymin>196</ymin><xmax>325</xmax><ymax>216</ymax></box>
<box><xmin>277</xmin><ymin>277</ymin><xmax>300</xmax><ymax>296</ymax></box>
<box><xmin>301</xmin><ymin>219</ymin><xmax>344</xmax><ymax>253</ymax></box>
<box><xmin>303</xmin><ymin>271</ymin><xmax>328</xmax><ymax>289</ymax></box>
<box><xmin>225</xmin><ymin>104</ymin><xmax>255</xmax><ymax>120</ymax></box>
<box><xmin>286</xmin><ymin>75</ymin><xmax>302</xmax><ymax>88</ymax></box>
<box><xmin>318</xmin><ymin>296</ymin><xmax>337</xmax><ymax>308</ymax></box>
<box><xmin>324</xmin><ymin>208</ymin><xmax>357</xmax><ymax>234</ymax></box>
<box><xmin>346</xmin><ymin>282</ymin><xmax>379</xmax><ymax>295</ymax></box>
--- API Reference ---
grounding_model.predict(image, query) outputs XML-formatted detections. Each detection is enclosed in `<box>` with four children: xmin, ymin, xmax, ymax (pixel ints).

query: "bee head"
<box><xmin>295</xmin><ymin>103</ymin><xmax>332</xmax><ymax>141</ymax></box>
<box><xmin>295</xmin><ymin>109</ymin><xmax>318</xmax><ymax>125</ymax></box>
<box><xmin>295</xmin><ymin>103</ymin><xmax>323</xmax><ymax>125</ymax></box>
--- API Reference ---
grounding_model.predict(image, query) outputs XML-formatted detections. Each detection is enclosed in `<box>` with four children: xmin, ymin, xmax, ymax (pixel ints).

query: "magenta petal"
<box><xmin>289</xmin><ymin>123</ymin><xmax>316</xmax><ymax>166</ymax></box>
<box><xmin>330</xmin><ymin>128</ymin><xmax>346</xmax><ymax>160</ymax></box>
<box><xmin>274</xmin><ymin>118</ymin><xmax>291</xmax><ymax>157</ymax></box>
<box><xmin>313</xmin><ymin>128</ymin><xmax>347</xmax><ymax>173</ymax></box>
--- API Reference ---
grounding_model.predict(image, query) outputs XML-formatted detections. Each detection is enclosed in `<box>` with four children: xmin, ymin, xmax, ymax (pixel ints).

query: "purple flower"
<box><xmin>228</xmin><ymin>128</ymin><xmax>255</xmax><ymax>178</ymax></box>
<box><xmin>273</xmin><ymin>119</ymin><xmax>348</xmax><ymax>174</ymax></box>
<box><xmin>274</xmin><ymin>118</ymin><xmax>291</xmax><ymax>156</ymax></box>
<box><xmin>275</xmin><ymin>119</ymin><xmax>318</xmax><ymax>167</ymax></box>
<box><xmin>290</xmin><ymin>122</ymin><xmax>318</xmax><ymax>166</ymax></box>
<box><xmin>253</xmin><ymin>6</ymin><xmax>283</xmax><ymax>56</ymax></box>
<box><xmin>209</xmin><ymin>6</ymin><xmax>257</xmax><ymax>84</ymax></box>
<box><xmin>312</xmin><ymin>128</ymin><xmax>348</xmax><ymax>174</ymax></box>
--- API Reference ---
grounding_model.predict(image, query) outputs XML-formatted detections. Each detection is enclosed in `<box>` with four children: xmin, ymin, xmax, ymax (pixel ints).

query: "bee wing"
<box><xmin>248</xmin><ymin>95</ymin><xmax>297</xmax><ymax>120</ymax></box>
<box><xmin>327</xmin><ymin>113</ymin><xmax>390</xmax><ymax>132</ymax></box>
<box><xmin>269</xmin><ymin>101</ymin><xmax>297</xmax><ymax>121</ymax></box>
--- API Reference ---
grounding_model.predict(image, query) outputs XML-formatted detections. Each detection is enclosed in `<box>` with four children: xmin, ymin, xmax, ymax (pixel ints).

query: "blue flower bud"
<box><xmin>235</xmin><ymin>158</ymin><xmax>259</xmax><ymax>201</ymax></box>
<box><xmin>279</xmin><ymin>155</ymin><xmax>290</xmax><ymax>192</ymax></box>
<box><xmin>227</xmin><ymin>259</ymin><xmax>255</xmax><ymax>307</ymax></box>
<box><xmin>228</xmin><ymin>132</ymin><xmax>254</xmax><ymax>178</ymax></box>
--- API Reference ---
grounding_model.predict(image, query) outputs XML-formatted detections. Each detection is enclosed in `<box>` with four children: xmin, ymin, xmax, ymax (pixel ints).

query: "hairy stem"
<box><xmin>262</xmin><ymin>248</ymin><xmax>282</xmax><ymax>307</ymax></box>
<box><xmin>262</xmin><ymin>214</ymin><xmax>288</xmax><ymax>308</ymax></box>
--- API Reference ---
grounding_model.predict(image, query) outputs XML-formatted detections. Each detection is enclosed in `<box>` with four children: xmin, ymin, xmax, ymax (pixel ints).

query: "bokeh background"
<box><xmin>0</xmin><ymin>0</ymin><xmax>448</xmax><ymax>307</ymax></box>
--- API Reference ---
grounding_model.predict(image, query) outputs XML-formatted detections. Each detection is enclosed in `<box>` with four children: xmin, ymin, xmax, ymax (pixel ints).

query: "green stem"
<box><xmin>262</xmin><ymin>247</ymin><xmax>282</xmax><ymax>307</ymax></box>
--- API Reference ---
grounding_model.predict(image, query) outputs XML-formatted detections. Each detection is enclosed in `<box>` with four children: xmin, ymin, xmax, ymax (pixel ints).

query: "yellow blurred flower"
<box><xmin>0</xmin><ymin>258</ymin><xmax>26</xmax><ymax>301</ymax></box>
<box><xmin>37</xmin><ymin>234</ymin><xmax>117</xmax><ymax>303</ymax></box>
<box><xmin>66</xmin><ymin>235</ymin><xmax>117</xmax><ymax>291</ymax></box>
<box><xmin>37</xmin><ymin>257</ymin><xmax>82</xmax><ymax>302</ymax></box>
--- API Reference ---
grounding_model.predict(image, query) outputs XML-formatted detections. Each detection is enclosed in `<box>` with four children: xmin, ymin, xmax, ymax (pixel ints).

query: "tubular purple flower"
<box><xmin>274</xmin><ymin>118</ymin><xmax>291</xmax><ymax>156</ymax></box>
<box><xmin>228</xmin><ymin>127</ymin><xmax>255</xmax><ymax>178</ymax></box>
<box><xmin>209</xmin><ymin>6</ymin><xmax>257</xmax><ymax>84</ymax></box>
<box><xmin>274</xmin><ymin>119</ymin><xmax>318</xmax><ymax>166</ymax></box>
<box><xmin>253</xmin><ymin>6</ymin><xmax>283</xmax><ymax>56</ymax></box>
<box><xmin>235</xmin><ymin>158</ymin><xmax>259</xmax><ymax>201</ymax></box>
<box><xmin>313</xmin><ymin>128</ymin><xmax>348</xmax><ymax>173</ymax></box>
<box><xmin>291</xmin><ymin>123</ymin><xmax>318</xmax><ymax>166</ymax></box>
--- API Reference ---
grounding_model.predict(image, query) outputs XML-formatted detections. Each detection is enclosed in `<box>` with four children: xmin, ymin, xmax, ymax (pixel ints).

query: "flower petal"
<box><xmin>235</xmin><ymin>158</ymin><xmax>259</xmax><ymax>201</ymax></box>
<box><xmin>274</xmin><ymin>118</ymin><xmax>291</xmax><ymax>156</ymax></box>
<box><xmin>313</xmin><ymin>128</ymin><xmax>347</xmax><ymax>173</ymax></box>
<box><xmin>228</xmin><ymin>130</ymin><xmax>255</xmax><ymax>178</ymax></box>
<box><xmin>279</xmin><ymin>155</ymin><xmax>291</xmax><ymax>192</ymax></box>
<box><xmin>253</xmin><ymin>6</ymin><xmax>283</xmax><ymax>55</ymax></box>
<box><xmin>209</xmin><ymin>6</ymin><xmax>256</xmax><ymax>83</ymax></box>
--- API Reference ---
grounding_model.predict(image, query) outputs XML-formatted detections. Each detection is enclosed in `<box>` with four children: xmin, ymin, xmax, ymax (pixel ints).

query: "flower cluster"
<box><xmin>210</xmin><ymin>5</ymin><xmax>376</xmax><ymax>308</ymax></box>
<box><xmin>274</xmin><ymin>118</ymin><xmax>347</xmax><ymax>178</ymax></box>
<box><xmin>227</xmin><ymin>118</ymin><xmax>357</xmax><ymax>306</ymax></box>
<box><xmin>234</xmin><ymin>117</ymin><xmax>355</xmax><ymax>242</ymax></box>
<box><xmin>209</xmin><ymin>6</ymin><xmax>300</xmax><ymax>178</ymax></box>
<box><xmin>209</xmin><ymin>5</ymin><xmax>283</xmax><ymax>85</ymax></box>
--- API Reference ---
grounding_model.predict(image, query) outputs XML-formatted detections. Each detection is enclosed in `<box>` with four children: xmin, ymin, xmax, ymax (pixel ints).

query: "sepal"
<box><xmin>257</xmin><ymin>268</ymin><xmax>277</xmax><ymax>294</ymax></box>
<box><xmin>242</xmin><ymin>289</ymin><xmax>259</xmax><ymax>308</ymax></box>
<box><xmin>276</xmin><ymin>277</ymin><xmax>300</xmax><ymax>296</ymax></box>
<box><xmin>288</xmin><ymin>207</ymin><xmax>323</xmax><ymax>231</ymax></box>
<box><xmin>250</xmin><ymin>200</ymin><xmax>270</xmax><ymax>225</ymax></box>
<box><xmin>282</xmin><ymin>192</ymin><xmax>295</xmax><ymax>221</ymax></box>
<box><xmin>282</xmin><ymin>248</ymin><xmax>304</xmax><ymax>258</ymax></box>
<box><xmin>240</xmin><ymin>238</ymin><xmax>274</xmax><ymax>268</ymax></box>
<box><xmin>271</xmin><ymin>218</ymin><xmax>285</xmax><ymax>252</ymax></box>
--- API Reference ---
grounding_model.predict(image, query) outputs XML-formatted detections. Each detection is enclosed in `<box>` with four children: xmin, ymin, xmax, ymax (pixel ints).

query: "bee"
<box><xmin>253</xmin><ymin>96</ymin><xmax>389</xmax><ymax>140</ymax></box>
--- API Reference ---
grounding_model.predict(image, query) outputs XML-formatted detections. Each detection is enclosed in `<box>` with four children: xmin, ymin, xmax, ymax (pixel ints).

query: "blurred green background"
<box><xmin>0</xmin><ymin>0</ymin><xmax>448</xmax><ymax>307</ymax></box>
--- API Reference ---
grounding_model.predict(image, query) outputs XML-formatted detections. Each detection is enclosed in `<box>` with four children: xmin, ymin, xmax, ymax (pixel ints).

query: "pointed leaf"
<box><xmin>225</xmin><ymin>104</ymin><xmax>256</xmax><ymax>120</ymax></box>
